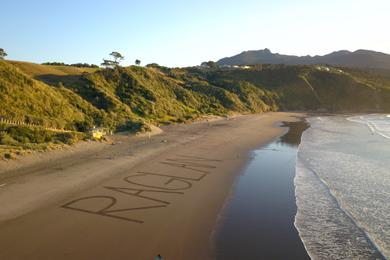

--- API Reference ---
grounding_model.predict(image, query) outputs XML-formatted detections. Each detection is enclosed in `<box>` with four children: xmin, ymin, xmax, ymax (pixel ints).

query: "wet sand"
<box><xmin>0</xmin><ymin>112</ymin><xmax>304</xmax><ymax>260</ymax></box>
<box><xmin>214</xmin><ymin>121</ymin><xmax>310</xmax><ymax>260</ymax></box>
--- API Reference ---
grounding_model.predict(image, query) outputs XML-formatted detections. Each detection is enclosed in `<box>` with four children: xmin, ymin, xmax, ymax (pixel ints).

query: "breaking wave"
<box><xmin>295</xmin><ymin>115</ymin><xmax>390</xmax><ymax>259</ymax></box>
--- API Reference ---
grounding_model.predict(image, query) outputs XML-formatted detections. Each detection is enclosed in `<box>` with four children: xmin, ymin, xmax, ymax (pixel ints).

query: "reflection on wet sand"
<box><xmin>215</xmin><ymin>120</ymin><xmax>310</xmax><ymax>260</ymax></box>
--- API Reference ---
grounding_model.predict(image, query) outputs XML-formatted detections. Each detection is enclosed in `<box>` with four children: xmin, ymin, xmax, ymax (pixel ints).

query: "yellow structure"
<box><xmin>90</xmin><ymin>127</ymin><xmax>107</xmax><ymax>140</ymax></box>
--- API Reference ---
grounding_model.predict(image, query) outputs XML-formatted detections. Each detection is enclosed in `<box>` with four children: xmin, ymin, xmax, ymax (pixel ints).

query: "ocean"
<box><xmin>295</xmin><ymin>114</ymin><xmax>390</xmax><ymax>259</ymax></box>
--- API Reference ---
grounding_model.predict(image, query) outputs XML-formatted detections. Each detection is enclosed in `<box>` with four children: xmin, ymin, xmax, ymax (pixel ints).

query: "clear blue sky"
<box><xmin>1</xmin><ymin>0</ymin><xmax>389</xmax><ymax>67</ymax></box>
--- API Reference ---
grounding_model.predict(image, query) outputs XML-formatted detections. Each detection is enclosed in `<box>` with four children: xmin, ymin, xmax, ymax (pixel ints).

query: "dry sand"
<box><xmin>0</xmin><ymin>112</ymin><xmax>304</xmax><ymax>260</ymax></box>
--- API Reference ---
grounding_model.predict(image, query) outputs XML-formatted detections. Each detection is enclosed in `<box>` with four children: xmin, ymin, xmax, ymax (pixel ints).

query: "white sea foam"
<box><xmin>295</xmin><ymin>115</ymin><xmax>390</xmax><ymax>259</ymax></box>
<box><xmin>348</xmin><ymin>114</ymin><xmax>390</xmax><ymax>139</ymax></box>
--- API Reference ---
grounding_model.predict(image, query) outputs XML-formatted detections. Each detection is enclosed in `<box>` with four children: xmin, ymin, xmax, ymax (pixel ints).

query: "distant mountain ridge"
<box><xmin>217</xmin><ymin>49</ymin><xmax>390</xmax><ymax>69</ymax></box>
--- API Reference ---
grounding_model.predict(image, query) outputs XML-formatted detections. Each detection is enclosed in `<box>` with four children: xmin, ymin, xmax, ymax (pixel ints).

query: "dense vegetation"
<box><xmin>0</xmin><ymin>124</ymin><xmax>85</xmax><ymax>158</ymax></box>
<box><xmin>189</xmin><ymin>64</ymin><xmax>390</xmax><ymax>111</ymax></box>
<box><xmin>1</xmin><ymin>59</ymin><xmax>390</xmax><ymax>158</ymax></box>
<box><xmin>42</xmin><ymin>62</ymin><xmax>99</xmax><ymax>68</ymax></box>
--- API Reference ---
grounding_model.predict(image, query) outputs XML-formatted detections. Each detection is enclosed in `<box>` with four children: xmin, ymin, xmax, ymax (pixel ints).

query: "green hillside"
<box><xmin>8</xmin><ymin>60</ymin><xmax>97</xmax><ymax>77</ymax></box>
<box><xmin>194</xmin><ymin>65</ymin><xmax>390</xmax><ymax>111</ymax></box>
<box><xmin>1</xmin><ymin>60</ymin><xmax>390</xmax><ymax>158</ymax></box>
<box><xmin>1</xmin><ymin>61</ymin><xmax>84</xmax><ymax>129</ymax></box>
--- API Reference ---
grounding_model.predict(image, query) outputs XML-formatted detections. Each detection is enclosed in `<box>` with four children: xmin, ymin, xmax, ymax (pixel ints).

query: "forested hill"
<box><xmin>1</xmin><ymin>60</ymin><xmax>390</xmax><ymax>157</ymax></box>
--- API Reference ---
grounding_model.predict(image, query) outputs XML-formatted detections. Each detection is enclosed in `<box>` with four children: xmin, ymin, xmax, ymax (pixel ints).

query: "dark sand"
<box><xmin>215</xmin><ymin>121</ymin><xmax>310</xmax><ymax>260</ymax></box>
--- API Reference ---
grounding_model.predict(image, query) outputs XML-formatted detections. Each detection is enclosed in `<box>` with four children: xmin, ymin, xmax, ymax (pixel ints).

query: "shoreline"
<box><xmin>213</xmin><ymin>120</ymin><xmax>310</xmax><ymax>259</ymax></box>
<box><xmin>0</xmin><ymin>112</ymin><xmax>305</xmax><ymax>260</ymax></box>
<box><xmin>208</xmin><ymin>119</ymin><xmax>295</xmax><ymax>257</ymax></box>
<box><xmin>294</xmin><ymin>115</ymin><xmax>388</xmax><ymax>259</ymax></box>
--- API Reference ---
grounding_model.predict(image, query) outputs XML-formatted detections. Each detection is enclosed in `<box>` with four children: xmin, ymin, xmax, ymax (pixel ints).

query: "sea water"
<box><xmin>295</xmin><ymin>114</ymin><xmax>390</xmax><ymax>259</ymax></box>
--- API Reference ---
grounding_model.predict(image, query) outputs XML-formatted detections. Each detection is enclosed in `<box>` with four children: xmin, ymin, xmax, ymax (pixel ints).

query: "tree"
<box><xmin>100</xmin><ymin>59</ymin><xmax>118</xmax><ymax>68</ymax></box>
<box><xmin>201</xmin><ymin>61</ymin><xmax>217</xmax><ymax>68</ymax></box>
<box><xmin>0</xmin><ymin>48</ymin><xmax>7</xmax><ymax>60</ymax></box>
<box><xmin>110</xmin><ymin>52</ymin><xmax>124</xmax><ymax>64</ymax></box>
<box><xmin>146</xmin><ymin>63</ymin><xmax>160</xmax><ymax>68</ymax></box>
<box><xmin>101</xmin><ymin>51</ymin><xmax>124</xmax><ymax>68</ymax></box>
<box><xmin>135</xmin><ymin>59</ymin><xmax>141</xmax><ymax>66</ymax></box>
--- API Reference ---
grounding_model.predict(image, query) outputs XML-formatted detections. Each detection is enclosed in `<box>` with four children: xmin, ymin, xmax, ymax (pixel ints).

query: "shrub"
<box><xmin>54</xmin><ymin>132</ymin><xmax>78</xmax><ymax>145</ymax></box>
<box><xmin>0</xmin><ymin>132</ymin><xmax>18</xmax><ymax>145</ymax></box>
<box><xmin>4</xmin><ymin>153</ymin><xmax>13</xmax><ymax>159</ymax></box>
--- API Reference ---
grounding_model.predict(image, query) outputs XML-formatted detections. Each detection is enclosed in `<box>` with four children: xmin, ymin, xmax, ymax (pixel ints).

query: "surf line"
<box><xmin>61</xmin><ymin>155</ymin><xmax>222</xmax><ymax>223</ymax></box>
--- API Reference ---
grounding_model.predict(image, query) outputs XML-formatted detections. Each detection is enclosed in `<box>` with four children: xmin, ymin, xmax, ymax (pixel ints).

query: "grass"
<box><xmin>0</xmin><ymin>123</ymin><xmax>86</xmax><ymax>159</ymax></box>
<box><xmin>8</xmin><ymin>60</ymin><xmax>97</xmax><ymax>77</ymax></box>
<box><xmin>2</xmin><ymin>59</ymin><xmax>390</xmax><ymax>156</ymax></box>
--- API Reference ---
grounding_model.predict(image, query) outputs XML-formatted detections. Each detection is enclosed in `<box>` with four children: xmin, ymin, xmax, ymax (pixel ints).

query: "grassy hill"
<box><xmin>0</xmin><ymin>61</ymin><xmax>93</xmax><ymax>129</ymax></box>
<box><xmin>1</xmin><ymin>60</ymin><xmax>390</xmax><ymax>158</ymax></box>
<box><xmin>195</xmin><ymin>64</ymin><xmax>390</xmax><ymax>111</ymax></box>
<box><xmin>8</xmin><ymin>61</ymin><xmax>97</xmax><ymax>77</ymax></box>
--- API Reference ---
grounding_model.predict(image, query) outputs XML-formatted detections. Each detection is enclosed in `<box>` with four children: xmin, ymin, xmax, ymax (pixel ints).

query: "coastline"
<box><xmin>0</xmin><ymin>112</ymin><xmax>305</xmax><ymax>260</ymax></box>
<box><xmin>212</xmin><ymin>120</ymin><xmax>310</xmax><ymax>259</ymax></box>
<box><xmin>294</xmin><ymin>115</ymin><xmax>388</xmax><ymax>259</ymax></box>
<box><xmin>208</xmin><ymin>119</ymin><xmax>294</xmax><ymax>258</ymax></box>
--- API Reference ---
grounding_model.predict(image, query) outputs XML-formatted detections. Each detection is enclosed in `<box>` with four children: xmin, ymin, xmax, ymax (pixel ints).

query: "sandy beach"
<box><xmin>0</xmin><ymin>112</ymin><xmax>304</xmax><ymax>260</ymax></box>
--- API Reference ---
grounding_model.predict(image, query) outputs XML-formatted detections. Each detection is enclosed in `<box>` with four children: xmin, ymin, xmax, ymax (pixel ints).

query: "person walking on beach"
<box><xmin>154</xmin><ymin>254</ymin><xmax>163</xmax><ymax>260</ymax></box>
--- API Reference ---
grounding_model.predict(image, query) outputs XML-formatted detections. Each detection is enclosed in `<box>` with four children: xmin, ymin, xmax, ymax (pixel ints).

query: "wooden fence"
<box><xmin>0</xmin><ymin>116</ymin><xmax>81</xmax><ymax>133</ymax></box>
